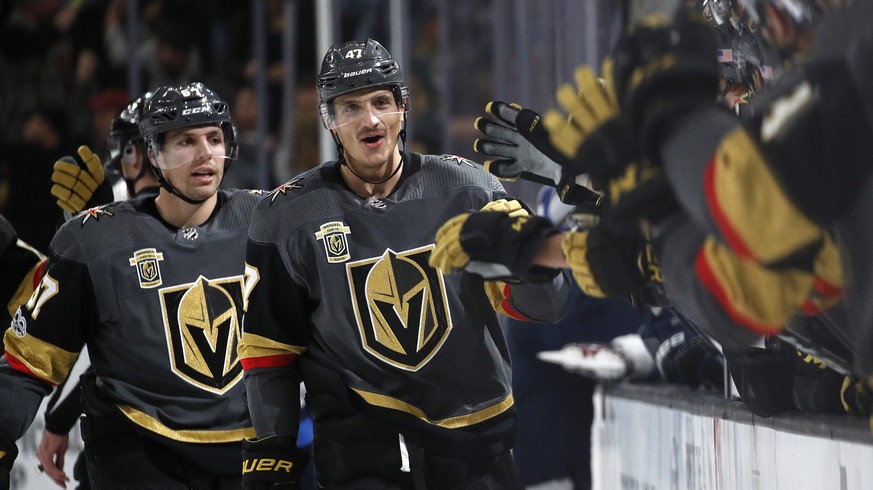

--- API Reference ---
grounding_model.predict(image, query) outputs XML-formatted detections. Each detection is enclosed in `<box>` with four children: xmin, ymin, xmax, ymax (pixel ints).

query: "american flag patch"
<box><xmin>717</xmin><ymin>49</ymin><xmax>733</xmax><ymax>62</ymax></box>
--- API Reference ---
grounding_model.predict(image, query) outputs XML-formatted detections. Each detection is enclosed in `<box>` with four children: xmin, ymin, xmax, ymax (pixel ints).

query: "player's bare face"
<box><xmin>334</xmin><ymin>89</ymin><xmax>403</xmax><ymax>176</ymax></box>
<box><xmin>158</xmin><ymin>126</ymin><xmax>226</xmax><ymax>201</ymax></box>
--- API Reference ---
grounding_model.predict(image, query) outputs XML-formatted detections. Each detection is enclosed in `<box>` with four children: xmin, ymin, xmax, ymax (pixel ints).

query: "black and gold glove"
<box><xmin>474</xmin><ymin>101</ymin><xmax>600</xmax><ymax>205</ymax></box>
<box><xmin>51</xmin><ymin>145</ymin><xmax>112</xmax><ymax>214</ymax></box>
<box><xmin>561</xmin><ymin>224</ymin><xmax>659</xmax><ymax>298</ymax></box>
<box><xmin>430</xmin><ymin>199</ymin><xmax>560</xmax><ymax>282</ymax></box>
<box><xmin>545</xmin><ymin>59</ymin><xmax>679</xmax><ymax>227</ymax></box>
<box><xmin>242</xmin><ymin>436</ymin><xmax>308</xmax><ymax>490</ymax></box>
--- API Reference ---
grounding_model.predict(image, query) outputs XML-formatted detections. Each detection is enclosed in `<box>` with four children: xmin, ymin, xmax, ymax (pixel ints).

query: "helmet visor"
<box><xmin>150</xmin><ymin>127</ymin><xmax>230</xmax><ymax>170</ymax></box>
<box><xmin>322</xmin><ymin>90</ymin><xmax>407</xmax><ymax>130</ymax></box>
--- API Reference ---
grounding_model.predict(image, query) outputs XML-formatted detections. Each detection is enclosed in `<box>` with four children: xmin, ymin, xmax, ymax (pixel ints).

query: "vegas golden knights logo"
<box><xmin>129</xmin><ymin>248</ymin><xmax>164</xmax><ymax>288</ymax></box>
<box><xmin>159</xmin><ymin>276</ymin><xmax>245</xmax><ymax>394</ymax></box>
<box><xmin>315</xmin><ymin>221</ymin><xmax>351</xmax><ymax>263</ymax></box>
<box><xmin>347</xmin><ymin>245</ymin><xmax>452</xmax><ymax>371</ymax></box>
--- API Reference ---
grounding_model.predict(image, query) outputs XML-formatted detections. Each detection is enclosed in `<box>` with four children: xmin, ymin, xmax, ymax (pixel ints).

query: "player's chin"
<box><xmin>187</xmin><ymin>181</ymin><xmax>220</xmax><ymax>200</ymax></box>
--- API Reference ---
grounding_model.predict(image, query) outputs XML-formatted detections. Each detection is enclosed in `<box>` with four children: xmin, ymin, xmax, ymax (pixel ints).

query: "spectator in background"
<box><xmin>103</xmin><ymin>0</ymin><xmax>205</xmax><ymax>89</ymax></box>
<box><xmin>84</xmin><ymin>88</ymin><xmax>129</xmax><ymax>156</ymax></box>
<box><xmin>0</xmin><ymin>106</ymin><xmax>70</xmax><ymax>252</ymax></box>
<box><xmin>219</xmin><ymin>86</ymin><xmax>274</xmax><ymax>190</ymax></box>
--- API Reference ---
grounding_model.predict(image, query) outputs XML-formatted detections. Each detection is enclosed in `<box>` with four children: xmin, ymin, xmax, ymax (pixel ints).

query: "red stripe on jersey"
<box><xmin>704</xmin><ymin>155</ymin><xmax>754</xmax><ymax>260</ymax></box>
<box><xmin>240</xmin><ymin>353</ymin><xmax>297</xmax><ymax>371</ymax></box>
<box><xmin>4</xmin><ymin>352</ymin><xmax>56</xmax><ymax>386</ymax></box>
<box><xmin>694</xmin><ymin>247</ymin><xmax>779</xmax><ymax>335</ymax></box>
<box><xmin>500</xmin><ymin>283</ymin><xmax>526</xmax><ymax>321</ymax></box>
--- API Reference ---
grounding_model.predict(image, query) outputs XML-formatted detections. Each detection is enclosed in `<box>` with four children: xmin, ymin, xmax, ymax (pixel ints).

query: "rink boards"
<box><xmin>592</xmin><ymin>382</ymin><xmax>873</xmax><ymax>490</ymax></box>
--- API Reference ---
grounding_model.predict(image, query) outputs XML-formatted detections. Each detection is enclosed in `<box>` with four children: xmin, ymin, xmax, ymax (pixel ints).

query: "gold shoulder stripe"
<box><xmin>238</xmin><ymin>331</ymin><xmax>307</xmax><ymax>360</ymax></box>
<box><xmin>3</xmin><ymin>330</ymin><xmax>78</xmax><ymax>385</ymax></box>
<box><xmin>118</xmin><ymin>405</ymin><xmax>255</xmax><ymax>443</ymax></box>
<box><xmin>351</xmin><ymin>388</ymin><xmax>513</xmax><ymax>429</ymax></box>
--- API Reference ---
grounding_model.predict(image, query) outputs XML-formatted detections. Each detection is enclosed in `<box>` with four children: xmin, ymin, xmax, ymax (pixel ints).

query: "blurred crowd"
<box><xmin>0</xmin><ymin>0</ymin><xmax>442</xmax><ymax>253</ymax></box>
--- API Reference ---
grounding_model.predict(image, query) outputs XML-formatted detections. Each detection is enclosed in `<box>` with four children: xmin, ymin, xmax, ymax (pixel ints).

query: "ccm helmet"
<box><xmin>316</xmin><ymin>38</ymin><xmax>410</xmax><ymax>129</ymax></box>
<box><xmin>140</xmin><ymin>82</ymin><xmax>238</xmax><ymax>168</ymax></box>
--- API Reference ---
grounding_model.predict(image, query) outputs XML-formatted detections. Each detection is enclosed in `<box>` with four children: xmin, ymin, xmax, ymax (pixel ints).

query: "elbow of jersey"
<box><xmin>240</xmin><ymin>353</ymin><xmax>298</xmax><ymax>371</ymax></box>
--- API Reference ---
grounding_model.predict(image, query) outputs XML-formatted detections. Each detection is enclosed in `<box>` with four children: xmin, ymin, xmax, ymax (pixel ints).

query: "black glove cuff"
<box><xmin>460</xmin><ymin>213</ymin><xmax>559</xmax><ymax>279</ymax></box>
<box><xmin>584</xmin><ymin>226</ymin><xmax>648</xmax><ymax>296</ymax></box>
<box><xmin>0</xmin><ymin>432</ymin><xmax>18</xmax><ymax>472</ymax></box>
<box><xmin>242</xmin><ymin>436</ymin><xmax>308</xmax><ymax>489</ymax></box>
<box><xmin>568</xmin><ymin>117</ymin><xmax>637</xmax><ymax>195</ymax></box>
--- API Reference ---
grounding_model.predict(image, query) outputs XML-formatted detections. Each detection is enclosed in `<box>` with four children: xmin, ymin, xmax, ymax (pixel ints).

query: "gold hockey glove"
<box><xmin>430</xmin><ymin>199</ymin><xmax>560</xmax><ymax>282</ymax></box>
<box><xmin>561</xmin><ymin>225</ymin><xmax>657</xmax><ymax>298</ymax></box>
<box><xmin>51</xmin><ymin>145</ymin><xmax>110</xmax><ymax>213</ymax></box>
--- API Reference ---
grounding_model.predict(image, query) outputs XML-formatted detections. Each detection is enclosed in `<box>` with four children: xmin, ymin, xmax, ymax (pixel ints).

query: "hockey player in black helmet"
<box><xmin>0</xmin><ymin>80</ymin><xmax>267</xmax><ymax>489</ymax></box>
<box><xmin>105</xmin><ymin>94</ymin><xmax>160</xmax><ymax>199</ymax></box>
<box><xmin>139</xmin><ymin>82</ymin><xmax>239</xmax><ymax>204</ymax></box>
<box><xmin>240</xmin><ymin>38</ymin><xmax>570</xmax><ymax>489</ymax></box>
<box><xmin>316</xmin><ymin>38</ymin><xmax>410</xmax><ymax>185</ymax></box>
<box><xmin>36</xmin><ymin>94</ymin><xmax>162</xmax><ymax>490</ymax></box>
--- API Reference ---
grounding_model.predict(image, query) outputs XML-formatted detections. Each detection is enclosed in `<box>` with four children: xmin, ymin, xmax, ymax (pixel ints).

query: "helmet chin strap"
<box><xmin>154</xmin><ymin>168</ymin><xmax>208</xmax><ymax>205</ymax></box>
<box><xmin>333</xmin><ymin>120</ymin><xmax>408</xmax><ymax>186</ymax></box>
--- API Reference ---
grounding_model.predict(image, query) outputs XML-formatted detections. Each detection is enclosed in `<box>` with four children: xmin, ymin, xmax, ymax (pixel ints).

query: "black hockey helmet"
<box><xmin>745</xmin><ymin>0</ymin><xmax>821</xmax><ymax>27</ymax></box>
<box><xmin>106</xmin><ymin>94</ymin><xmax>149</xmax><ymax>173</ymax></box>
<box><xmin>140</xmin><ymin>82</ymin><xmax>238</xmax><ymax>168</ymax></box>
<box><xmin>316</xmin><ymin>38</ymin><xmax>410</xmax><ymax>129</ymax></box>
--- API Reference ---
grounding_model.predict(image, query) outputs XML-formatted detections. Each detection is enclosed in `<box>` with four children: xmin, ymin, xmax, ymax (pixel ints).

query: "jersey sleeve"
<box><xmin>240</xmin><ymin>227</ymin><xmax>311</xmax><ymax>438</ymax></box>
<box><xmin>4</xmin><ymin>237</ymin><xmax>94</xmax><ymax>386</ymax></box>
<box><xmin>483</xmin><ymin>271</ymin><xmax>572</xmax><ymax>323</ymax></box>
<box><xmin>0</xmin><ymin>216</ymin><xmax>46</xmax><ymax>325</ymax></box>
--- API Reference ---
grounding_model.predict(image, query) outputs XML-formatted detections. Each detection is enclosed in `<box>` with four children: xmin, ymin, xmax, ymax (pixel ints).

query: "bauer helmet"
<box><xmin>316</xmin><ymin>38</ymin><xmax>410</xmax><ymax>130</ymax></box>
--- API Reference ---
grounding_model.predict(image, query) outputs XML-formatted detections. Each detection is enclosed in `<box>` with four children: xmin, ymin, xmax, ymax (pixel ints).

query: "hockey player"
<box><xmin>0</xmin><ymin>215</ymin><xmax>46</xmax><ymax>488</ymax></box>
<box><xmin>37</xmin><ymin>94</ymin><xmax>161</xmax><ymax>489</ymax></box>
<box><xmin>0</xmin><ymin>82</ymin><xmax>265</xmax><ymax>489</ymax></box>
<box><xmin>238</xmin><ymin>38</ymin><xmax>571</xmax><ymax>489</ymax></box>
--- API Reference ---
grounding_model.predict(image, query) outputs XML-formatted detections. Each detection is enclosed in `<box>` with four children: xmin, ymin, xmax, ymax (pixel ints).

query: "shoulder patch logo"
<box><xmin>314</xmin><ymin>221</ymin><xmax>352</xmax><ymax>263</ymax></box>
<box><xmin>129</xmin><ymin>248</ymin><xmax>165</xmax><ymax>288</ymax></box>
<box><xmin>440</xmin><ymin>154</ymin><xmax>474</xmax><ymax>168</ymax></box>
<box><xmin>268</xmin><ymin>178</ymin><xmax>303</xmax><ymax>203</ymax></box>
<box><xmin>80</xmin><ymin>205</ymin><xmax>114</xmax><ymax>225</ymax></box>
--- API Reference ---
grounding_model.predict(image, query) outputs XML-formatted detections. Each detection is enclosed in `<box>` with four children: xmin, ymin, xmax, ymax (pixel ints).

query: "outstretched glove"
<box><xmin>474</xmin><ymin>101</ymin><xmax>600</xmax><ymax>205</ymax></box>
<box><xmin>430</xmin><ymin>199</ymin><xmax>560</xmax><ymax>282</ymax></box>
<box><xmin>0</xmin><ymin>434</ymin><xmax>18</xmax><ymax>490</ymax></box>
<box><xmin>242</xmin><ymin>436</ymin><xmax>309</xmax><ymax>490</ymax></box>
<box><xmin>545</xmin><ymin>59</ymin><xmax>679</xmax><ymax>227</ymax></box>
<box><xmin>542</xmin><ymin>59</ymin><xmax>637</xmax><ymax>194</ymax></box>
<box><xmin>51</xmin><ymin>145</ymin><xmax>113</xmax><ymax>214</ymax></box>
